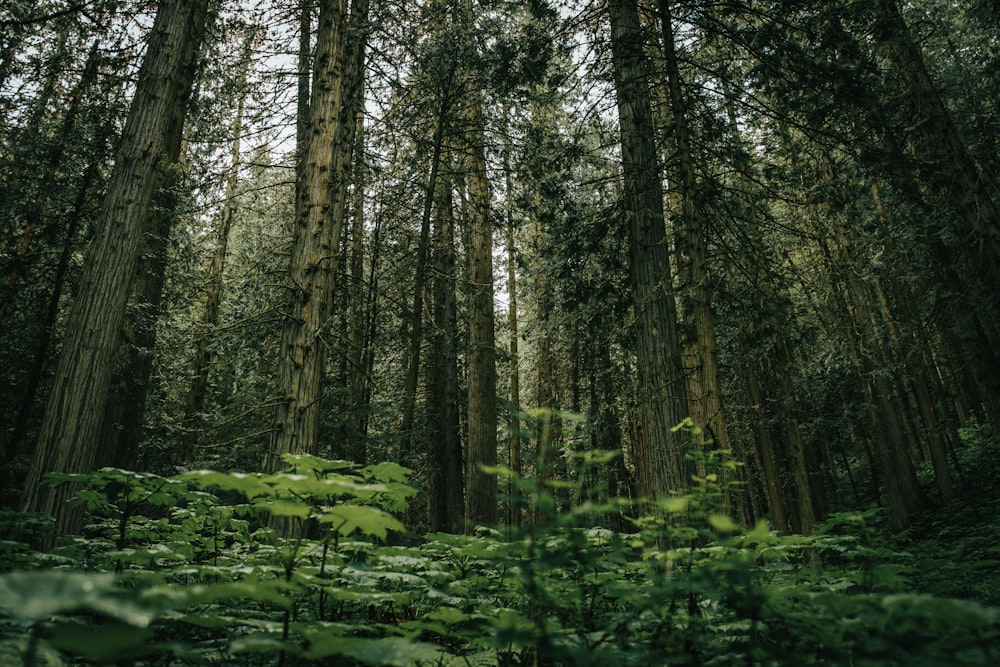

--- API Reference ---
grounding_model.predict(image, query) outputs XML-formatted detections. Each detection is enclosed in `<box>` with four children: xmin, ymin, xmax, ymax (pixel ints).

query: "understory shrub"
<box><xmin>0</xmin><ymin>448</ymin><xmax>997</xmax><ymax>665</ymax></box>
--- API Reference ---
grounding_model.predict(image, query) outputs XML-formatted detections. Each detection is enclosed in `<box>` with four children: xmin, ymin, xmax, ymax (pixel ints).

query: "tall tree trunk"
<box><xmin>503</xmin><ymin>130</ymin><xmax>522</xmax><ymax>530</ymax></box>
<box><xmin>427</xmin><ymin>170</ymin><xmax>463</xmax><ymax>534</ymax></box>
<box><xmin>873</xmin><ymin>0</ymin><xmax>1000</xmax><ymax>423</ymax></box>
<box><xmin>344</xmin><ymin>108</ymin><xmax>368</xmax><ymax>463</ymax></box>
<box><xmin>607</xmin><ymin>0</ymin><xmax>690</xmax><ymax>498</ymax></box>
<box><xmin>816</xmin><ymin>199</ymin><xmax>927</xmax><ymax>531</ymax></box>
<box><xmin>268</xmin><ymin>0</ymin><xmax>367</xmax><ymax>472</ymax></box>
<box><xmin>20</xmin><ymin>0</ymin><xmax>210</xmax><ymax>537</ymax></box>
<box><xmin>658</xmin><ymin>0</ymin><xmax>732</xmax><ymax>479</ymax></box>
<box><xmin>400</xmin><ymin>95</ymin><xmax>450</xmax><ymax>449</ymax></box>
<box><xmin>464</xmin><ymin>88</ymin><xmax>498</xmax><ymax>530</ymax></box>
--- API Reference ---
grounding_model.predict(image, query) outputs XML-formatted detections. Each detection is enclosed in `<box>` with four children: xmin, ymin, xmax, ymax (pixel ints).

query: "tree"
<box><xmin>607</xmin><ymin>0</ymin><xmax>690</xmax><ymax>498</ymax></box>
<box><xmin>20</xmin><ymin>0</ymin><xmax>210</xmax><ymax>536</ymax></box>
<box><xmin>267</xmin><ymin>0</ymin><xmax>368</xmax><ymax>471</ymax></box>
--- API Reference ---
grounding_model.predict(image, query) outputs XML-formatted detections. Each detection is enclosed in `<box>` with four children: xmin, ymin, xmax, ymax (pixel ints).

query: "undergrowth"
<box><xmin>0</xmin><ymin>425</ymin><xmax>998</xmax><ymax>665</ymax></box>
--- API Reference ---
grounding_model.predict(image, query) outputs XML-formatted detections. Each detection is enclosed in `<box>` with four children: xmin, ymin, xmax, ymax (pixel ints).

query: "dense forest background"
<box><xmin>2</xmin><ymin>0</ymin><xmax>999</xmax><ymax>542</ymax></box>
<box><xmin>2</xmin><ymin>0</ymin><xmax>1000</xmax><ymax>664</ymax></box>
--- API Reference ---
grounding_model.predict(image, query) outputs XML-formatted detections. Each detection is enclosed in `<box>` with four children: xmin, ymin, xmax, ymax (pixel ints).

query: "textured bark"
<box><xmin>99</xmin><ymin>179</ymin><xmax>176</xmax><ymax>471</ymax></box>
<box><xmin>20</xmin><ymin>0</ymin><xmax>209</xmax><ymax>536</ymax></box>
<box><xmin>464</xmin><ymin>89</ymin><xmax>498</xmax><ymax>529</ymax></box>
<box><xmin>607</xmin><ymin>0</ymin><xmax>690</xmax><ymax>498</ymax></box>
<box><xmin>658</xmin><ymin>0</ymin><xmax>732</xmax><ymax>469</ymax></box>
<box><xmin>268</xmin><ymin>0</ymin><xmax>367</xmax><ymax>471</ymax></box>
<box><xmin>427</xmin><ymin>174</ymin><xmax>463</xmax><ymax>534</ymax></box>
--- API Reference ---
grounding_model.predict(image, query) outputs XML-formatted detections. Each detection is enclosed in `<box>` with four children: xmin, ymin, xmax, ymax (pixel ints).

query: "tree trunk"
<box><xmin>267</xmin><ymin>0</ymin><xmax>366</xmax><ymax>471</ymax></box>
<box><xmin>607</xmin><ymin>0</ymin><xmax>690</xmax><ymax>498</ymax></box>
<box><xmin>98</xmin><ymin>178</ymin><xmax>177</xmax><ymax>470</ymax></box>
<box><xmin>4</xmin><ymin>125</ymin><xmax>110</xmax><ymax>475</ymax></box>
<box><xmin>20</xmin><ymin>0</ymin><xmax>210</xmax><ymax>537</ymax></box>
<box><xmin>427</xmin><ymin>170</ymin><xmax>463</xmax><ymax>534</ymax></box>
<box><xmin>658</xmin><ymin>0</ymin><xmax>729</xmax><ymax>452</ymax></box>
<box><xmin>503</xmin><ymin>131</ymin><xmax>522</xmax><ymax>530</ymax></box>
<box><xmin>401</xmin><ymin>96</ymin><xmax>449</xmax><ymax>449</ymax></box>
<box><xmin>464</xmin><ymin>88</ymin><xmax>498</xmax><ymax>530</ymax></box>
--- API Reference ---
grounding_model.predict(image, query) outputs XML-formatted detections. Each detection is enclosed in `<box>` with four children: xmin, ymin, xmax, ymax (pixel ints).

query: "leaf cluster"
<box><xmin>1</xmin><ymin>451</ymin><xmax>998</xmax><ymax>665</ymax></box>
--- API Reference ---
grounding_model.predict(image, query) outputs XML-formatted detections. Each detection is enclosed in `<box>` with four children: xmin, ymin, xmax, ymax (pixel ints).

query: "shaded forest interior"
<box><xmin>2</xmin><ymin>0</ymin><xmax>999</xmax><ymax>546</ymax></box>
<box><xmin>2</xmin><ymin>0</ymin><xmax>1000</xmax><ymax>664</ymax></box>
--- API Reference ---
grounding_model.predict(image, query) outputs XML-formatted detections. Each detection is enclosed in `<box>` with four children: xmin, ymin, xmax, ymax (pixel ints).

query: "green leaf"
<box><xmin>320</xmin><ymin>505</ymin><xmax>404</xmax><ymax>539</ymax></box>
<box><xmin>254</xmin><ymin>496</ymin><xmax>311</xmax><ymax>518</ymax></box>
<box><xmin>45</xmin><ymin>618</ymin><xmax>154</xmax><ymax>661</ymax></box>
<box><xmin>364</xmin><ymin>462</ymin><xmax>413</xmax><ymax>484</ymax></box>
<box><xmin>342</xmin><ymin>637</ymin><xmax>445</xmax><ymax>666</ymax></box>
<box><xmin>709</xmin><ymin>514</ymin><xmax>739</xmax><ymax>533</ymax></box>
<box><xmin>281</xmin><ymin>453</ymin><xmax>357</xmax><ymax>474</ymax></box>
<box><xmin>0</xmin><ymin>571</ymin><xmax>155</xmax><ymax>626</ymax></box>
<box><xmin>181</xmin><ymin>470</ymin><xmax>272</xmax><ymax>499</ymax></box>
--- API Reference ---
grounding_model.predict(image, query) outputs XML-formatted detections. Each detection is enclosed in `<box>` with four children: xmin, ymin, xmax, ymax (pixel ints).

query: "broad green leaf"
<box><xmin>342</xmin><ymin>637</ymin><xmax>445</xmax><ymax>666</ymax></box>
<box><xmin>280</xmin><ymin>453</ymin><xmax>357</xmax><ymax>474</ymax></box>
<box><xmin>253</xmin><ymin>496</ymin><xmax>311</xmax><ymax>518</ymax></box>
<box><xmin>45</xmin><ymin>618</ymin><xmax>154</xmax><ymax>661</ymax></box>
<box><xmin>364</xmin><ymin>461</ymin><xmax>413</xmax><ymax>484</ymax></box>
<box><xmin>0</xmin><ymin>571</ymin><xmax>157</xmax><ymax>626</ymax></box>
<box><xmin>181</xmin><ymin>470</ymin><xmax>272</xmax><ymax>499</ymax></box>
<box><xmin>320</xmin><ymin>505</ymin><xmax>404</xmax><ymax>539</ymax></box>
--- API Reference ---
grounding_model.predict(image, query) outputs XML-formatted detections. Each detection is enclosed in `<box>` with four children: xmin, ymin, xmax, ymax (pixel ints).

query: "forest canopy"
<box><xmin>1</xmin><ymin>0</ymin><xmax>999</xmax><ymax>663</ymax></box>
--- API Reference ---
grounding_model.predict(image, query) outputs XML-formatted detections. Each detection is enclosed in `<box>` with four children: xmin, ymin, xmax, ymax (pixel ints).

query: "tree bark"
<box><xmin>464</xmin><ymin>88</ymin><xmax>498</xmax><ymax>529</ymax></box>
<box><xmin>267</xmin><ymin>0</ymin><xmax>367</xmax><ymax>471</ymax></box>
<box><xmin>607</xmin><ymin>0</ymin><xmax>690</xmax><ymax>498</ymax></box>
<box><xmin>20</xmin><ymin>0</ymin><xmax>210</xmax><ymax>537</ymax></box>
<box><xmin>427</xmin><ymin>169</ymin><xmax>463</xmax><ymax>534</ymax></box>
<box><xmin>658</xmin><ymin>0</ymin><xmax>733</xmax><ymax>484</ymax></box>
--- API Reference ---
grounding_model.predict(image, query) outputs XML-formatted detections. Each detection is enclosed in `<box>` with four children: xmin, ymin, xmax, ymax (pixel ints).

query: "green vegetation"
<box><xmin>2</xmin><ymin>430</ymin><xmax>998</xmax><ymax>666</ymax></box>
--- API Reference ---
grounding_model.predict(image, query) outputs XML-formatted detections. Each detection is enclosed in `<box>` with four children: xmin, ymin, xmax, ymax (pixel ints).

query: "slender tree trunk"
<box><xmin>817</xmin><ymin>208</ymin><xmax>927</xmax><ymax>530</ymax></box>
<box><xmin>345</xmin><ymin>108</ymin><xmax>368</xmax><ymax>463</ymax></box>
<box><xmin>607</xmin><ymin>0</ymin><xmax>690</xmax><ymax>498</ymax></box>
<box><xmin>4</xmin><ymin>125</ymin><xmax>110</xmax><ymax>470</ymax></box>
<box><xmin>401</xmin><ymin>95</ymin><xmax>450</xmax><ymax>448</ymax></box>
<box><xmin>464</xmin><ymin>87</ymin><xmax>498</xmax><ymax>529</ymax></box>
<box><xmin>659</xmin><ymin>0</ymin><xmax>731</xmax><ymax>458</ymax></box>
<box><xmin>427</xmin><ymin>170</ymin><xmax>463</xmax><ymax>534</ymax></box>
<box><xmin>873</xmin><ymin>0</ymin><xmax>1000</xmax><ymax>424</ymax></box>
<box><xmin>20</xmin><ymin>0</ymin><xmax>210</xmax><ymax>537</ymax></box>
<box><xmin>504</xmin><ymin>131</ymin><xmax>522</xmax><ymax>530</ymax></box>
<box><xmin>746</xmin><ymin>365</ymin><xmax>790</xmax><ymax>534</ymax></box>
<box><xmin>268</xmin><ymin>0</ymin><xmax>365</xmax><ymax>471</ymax></box>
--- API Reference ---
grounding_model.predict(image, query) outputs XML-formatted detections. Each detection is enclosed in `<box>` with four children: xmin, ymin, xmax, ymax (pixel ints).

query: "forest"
<box><xmin>1</xmin><ymin>0</ymin><xmax>999</xmax><ymax>664</ymax></box>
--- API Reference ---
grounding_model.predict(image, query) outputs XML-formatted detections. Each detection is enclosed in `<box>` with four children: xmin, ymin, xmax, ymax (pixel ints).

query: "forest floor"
<box><xmin>888</xmin><ymin>423</ymin><xmax>1000</xmax><ymax>605</ymax></box>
